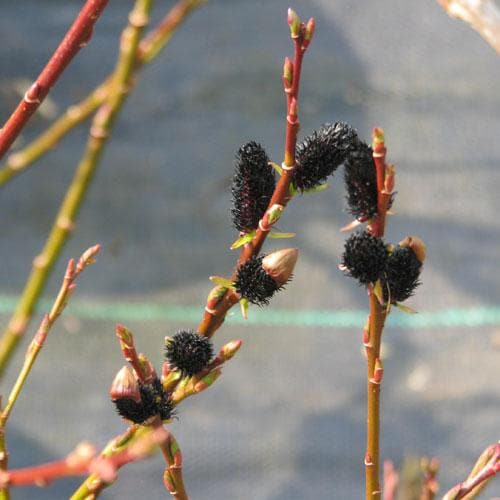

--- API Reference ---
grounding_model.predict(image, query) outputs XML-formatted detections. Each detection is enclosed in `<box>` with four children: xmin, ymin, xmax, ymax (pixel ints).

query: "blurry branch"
<box><xmin>383</xmin><ymin>460</ymin><xmax>399</xmax><ymax>500</ymax></box>
<box><xmin>419</xmin><ymin>456</ymin><xmax>439</xmax><ymax>500</ymax></box>
<box><xmin>0</xmin><ymin>0</ymin><xmax>204</xmax><ymax>188</ymax></box>
<box><xmin>0</xmin><ymin>0</ymin><xmax>154</xmax><ymax>379</ymax></box>
<box><xmin>0</xmin><ymin>0</ymin><xmax>206</xmax><ymax>188</ymax></box>
<box><xmin>443</xmin><ymin>442</ymin><xmax>500</xmax><ymax>500</ymax></box>
<box><xmin>438</xmin><ymin>0</ymin><xmax>500</xmax><ymax>53</ymax></box>
<box><xmin>0</xmin><ymin>247</ymin><xmax>100</xmax><ymax>498</ymax></box>
<box><xmin>0</xmin><ymin>0</ymin><xmax>110</xmax><ymax>162</ymax></box>
<box><xmin>0</xmin><ymin>429</ymin><xmax>167</xmax><ymax>490</ymax></box>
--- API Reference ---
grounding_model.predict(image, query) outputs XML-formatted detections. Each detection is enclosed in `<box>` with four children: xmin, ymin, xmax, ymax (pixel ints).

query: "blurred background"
<box><xmin>0</xmin><ymin>0</ymin><xmax>499</xmax><ymax>498</ymax></box>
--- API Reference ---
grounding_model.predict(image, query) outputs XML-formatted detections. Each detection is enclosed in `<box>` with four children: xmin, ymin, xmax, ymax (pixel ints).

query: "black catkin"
<box><xmin>293</xmin><ymin>122</ymin><xmax>358</xmax><ymax>191</ymax></box>
<box><xmin>341</xmin><ymin>231</ymin><xmax>388</xmax><ymax>285</ymax></box>
<box><xmin>113</xmin><ymin>378</ymin><xmax>174</xmax><ymax>424</ymax></box>
<box><xmin>231</xmin><ymin>142</ymin><xmax>275</xmax><ymax>232</ymax></box>
<box><xmin>382</xmin><ymin>246</ymin><xmax>422</xmax><ymax>303</ymax></box>
<box><xmin>165</xmin><ymin>330</ymin><xmax>213</xmax><ymax>377</ymax></box>
<box><xmin>343</xmin><ymin>139</ymin><xmax>378</xmax><ymax>220</ymax></box>
<box><xmin>234</xmin><ymin>255</ymin><xmax>282</xmax><ymax>306</ymax></box>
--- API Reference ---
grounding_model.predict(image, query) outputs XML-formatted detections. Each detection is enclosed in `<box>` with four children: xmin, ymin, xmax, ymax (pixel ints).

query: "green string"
<box><xmin>0</xmin><ymin>294</ymin><xmax>498</xmax><ymax>329</ymax></box>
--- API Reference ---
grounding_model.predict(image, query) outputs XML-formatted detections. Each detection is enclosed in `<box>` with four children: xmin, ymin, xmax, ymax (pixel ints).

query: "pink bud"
<box><xmin>109</xmin><ymin>366</ymin><xmax>140</xmax><ymax>402</ymax></box>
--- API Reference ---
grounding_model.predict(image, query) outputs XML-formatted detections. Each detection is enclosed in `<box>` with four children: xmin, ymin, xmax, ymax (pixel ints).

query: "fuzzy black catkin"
<box><xmin>113</xmin><ymin>378</ymin><xmax>174</xmax><ymax>424</ymax></box>
<box><xmin>231</xmin><ymin>142</ymin><xmax>275</xmax><ymax>232</ymax></box>
<box><xmin>293</xmin><ymin>122</ymin><xmax>358</xmax><ymax>191</ymax></box>
<box><xmin>234</xmin><ymin>255</ymin><xmax>282</xmax><ymax>306</ymax></box>
<box><xmin>342</xmin><ymin>231</ymin><xmax>388</xmax><ymax>285</ymax></box>
<box><xmin>382</xmin><ymin>246</ymin><xmax>422</xmax><ymax>303</ymax></box>
<box><xmin>165</xmin><ymin>330</ymin><xmax>213</xmax><ymax>376</ymax></box>
<box><xmin>343</xmin><ymin>139</ymin><xmax>378</xmax><ymax>220</ymax></box>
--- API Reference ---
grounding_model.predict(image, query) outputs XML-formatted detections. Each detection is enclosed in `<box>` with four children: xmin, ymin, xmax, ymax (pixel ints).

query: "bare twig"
<box><xmin>0</xmin><ymin>0</ymin><xmax>110</xmax><ymax>161</ymax></box>
<box><xmin>364</xmin><ymin>129</ymin><xmax>390</xmax><ymax>499</ymax></box>
<box><xmin>0</xmin><ymin>0</ymin><xmax>206</xmax><ymax>187</ymax></box>
<box><xmin>0</xmin><ymin>245</ymin><xmax>100</xmax><ymax>499</ymax></box>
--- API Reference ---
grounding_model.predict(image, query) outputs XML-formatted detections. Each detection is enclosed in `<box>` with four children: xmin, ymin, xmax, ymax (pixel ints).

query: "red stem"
<box><xmin>0</xmin><ymin>0</ymin><xmax>109</xmax><ymax>161</ymax></box>
<box><xmin>370</xmin><ymin>130</ymin><xmax>387</xmax><ymax>238</ymax></box>
<box><xmin>198</xmin><ymin>32</ymin><xmax>310</xmax><ymax>338</ymax></box>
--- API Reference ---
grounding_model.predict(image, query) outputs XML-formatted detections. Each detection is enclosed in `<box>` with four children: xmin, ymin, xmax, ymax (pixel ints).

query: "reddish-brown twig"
<box><xmin>0</xmin><ymin>427</ymin><xmax>168</xmax><ymax>490</ymax></box>
<box><xmin>158</xmin><ymin>424</ymin><xmax>188</xmax><ymax>500</ymax></box>
<box><xmin>197</xmin><ymin>9</ymin><xmax>314</xmax><ymax>339</ymax></box>
<box><xmin>0</xmin><ymin>0</ymin><xmax>205</xmax><ymax>188</ymax></box>
<box><xmin>0</xmin><ymin>0</ymin><xmax>109</xmax><ymax>161</ymax></box>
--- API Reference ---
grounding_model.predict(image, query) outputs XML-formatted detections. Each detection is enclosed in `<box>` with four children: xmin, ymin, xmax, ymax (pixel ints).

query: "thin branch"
<box><xmin>156</xmin><ymin>422</ymin><xmax>188</xmax><ymax>500</ymax></box>
<box><xmin>0</xmin><ymin>0</ymin><xmax>154</xmax><ymax>379</ymax></box>
<box><xmin>0</xmin><ymin>0</ymin><xmax>206</xmax><ymax>188</ymax></box>
<box><xmin>365</xmin><ymin>128</ymin><xmax>390</xmax><ymax>499</ymax></box>
<box><xmin>419</xmin><ymin>456</ymin><xmax>439</xmax><ymax>500</ymax></box>
<box><xmin>197</xmin><ymin>9</ymin><xmax>315</xmax><ymax>339</ymax></box>
<box><xmin>0</xmin><ymin>246</ymin><xmax>99</xmax><ymax>498</ymax></box>
<box><xmin>0</xmin><ymin>0</ymin><xmax>110</xmax><ymax>161</ymax></box>
<box><xmin>0</xmin><ymin>428</ymin><xmax>167</xmax><ymax>490</ymax></box>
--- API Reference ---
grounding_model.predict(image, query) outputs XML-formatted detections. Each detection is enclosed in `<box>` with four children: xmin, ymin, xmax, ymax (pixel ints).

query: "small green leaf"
<box><xmin>267</xmin><ymin>204</ymin><xmax>284</xmax><ymax>225</ymax></box>
<box><xmin>289</xmin><ymin>182</ymin><xmax>298</xmax><ymax>197</ymax></box>
<box><xmin>169</xmin><ymin>438</ymin><xmax>180</xmax><ymax>457</ymax></box>
<box><xmin>230</xmin><ymin>231</ymin><xmax>256</xmax><ymax>250</ymax></box>
<box><xmin>209</xmin><ymin>276</ymin><xmax>234</xmax><ymax>288</ymax></box>
<box><xmin>373</xmin><ymin>280</ymin><xmax>385</xmax><ymax>304</ymax></box>
<box><xmin>304</xmin><ymin>183</ymin><xmax>329</xmax><ymax>194</ymax></box>
<box><xmin>269</xmin><ymin>231</ymin><xmax>296</xmax><ymax>239</ymax></box>
<box><xmin>396</xmin><ymin>303</ymin><xmax>418</xmax><ymax>314</ymax></box>
<box><xmin>269</xmin><ymin>162</ymin><xmax>283</xmax><ymax>176</ymax></box>
<box><xmin>239</xmin><ymin>298</ymin><xmax>249</xmax><ymax>319</ymax></box>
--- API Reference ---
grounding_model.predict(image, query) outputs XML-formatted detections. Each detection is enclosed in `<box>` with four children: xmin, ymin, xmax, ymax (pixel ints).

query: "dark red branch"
<box><xmin>198</xmin><ymin>19</ymin><xmax>313</xmax><ymax>338</ymax></box>
<box><xmin>0</xmin><ymin>0</ymin><xmax>109</xmax><ymax>161</ymax></box>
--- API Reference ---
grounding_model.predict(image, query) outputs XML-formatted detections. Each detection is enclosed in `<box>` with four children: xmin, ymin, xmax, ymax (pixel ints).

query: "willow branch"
<box><xmin>365</xmin><ymin>128</ymin><xmax>389</xmax><ymax>500</ymax></box>
<box><xmin>0</xmin><ymin>0</ymin><xmax>154</xmax><ymax>379</ymax></box>
<box><xmin>0</xmin><ymin>0</ymin><xmax>206</xmax><ymax>188</ymax></box>
<box><xmin>0</xmin><ymin>428</ymin><xmax>166</xmax><ymax>491</ymax></box>
<box><xmin>0</xmin><ymin>0</ymin><xmax>109</xmax><ymax>162</ymax></box>
<box><xmin>197</xmin><ymin>10</ymin><xmax>314</xmax><ymax>339</ymax></box>
<box><xmin>0</xmin><ymin>246</ymin><xmax>99</xmax><ymax>499</ymax></box>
